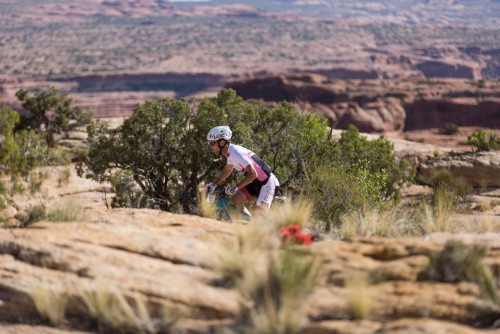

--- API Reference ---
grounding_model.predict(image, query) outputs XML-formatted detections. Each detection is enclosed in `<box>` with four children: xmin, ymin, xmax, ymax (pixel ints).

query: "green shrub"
<box><xmin>336</xmin><ymin>125</ymin><xmax>415</xmax><ymax>203</ymax></box>
<box><xmin>57</xmin><ymin>168</ymin><xmax>72</xmax><ymax>188</ymax></box>
<box><xmin>45</xmin><ymin>146</ymin><xmax>73</xmax><ymax>166</ymax></box>
<box><xmin>15</xmin><ymin>205</ymin><xmax>46</xmax><ymax>227</ymax></box>
<box><xmin>15</xmin><ymin>87</ymin><xmax>92</xmax><ymax>147</ymax></box>
<box><xmin>109</xmin><ymin>170</ymin><xmax>153</xmax><ymax>209</ymax></box>
<box><xmin>305</xmin><ymin>163</ymin><xmax>388</xmax><ymax>230</ymax></box>
<box><xmin>47</xmin><ymin>199</ymin><xmax>83</xmax><ymax>222</ymax></box>
<box><xmin>1</xmin><ymin>102</ymin><xmax>46</xmax><ymax>214</ymax></box>
<box><xmin>425</xmin><ymin>240</ymin><xmax>496</xmax><ymax>300</ymax></box>
<box><xmin>303</xmin><ymin>125</ymin><xmax>414</xmax><ymax>231</ymax></box>
<box><xmin>440</xmin><ymin>123</ymin><xmax>459</xmax><ymax>135</ymax></box>
<box><xmin>465</xmin><ymin>129</ymin><xmax>500</xmax><ymax>152</ymax></box>
<box><xmin>418</xmin><ymin>168</ymin><xmax>473</xmax><ymax>200</ymax></box>
<box><xmin>78</xmin><ymin>89</ymin><xmax>414</xmax><ymax>216</ymax></box>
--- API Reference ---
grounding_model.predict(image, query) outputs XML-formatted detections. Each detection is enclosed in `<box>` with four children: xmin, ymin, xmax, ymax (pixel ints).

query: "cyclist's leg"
<box><xmin>254</xmin><ymin>174</ymin><xmax>279</xmax><ymax>213</ymax></box>
<box><xmin>229</xmin><ymin>190</ymin><xmax>251</xmax><ymax>210</ymax></box>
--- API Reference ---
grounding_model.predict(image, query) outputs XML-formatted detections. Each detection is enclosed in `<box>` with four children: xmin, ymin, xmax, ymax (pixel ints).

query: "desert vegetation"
<box><xmin>465</xmin><ymin>129</ymin><xmax>500</xmax><ymax>152</ymax></box>
<box><xmin>0</xmin><ymin>87</ymin><xmax>89</xmax><ymax>225</ymax></box>
<box><xmin>1</xmin><ymin>87</ymin><xmax>500</xmax><ymax>333</ymax></box>
<box><xmin>1</xmin><ymin>2</ymin><xmax>500</xmax><ymax>333</ymax></box>
<box><xmin>77</xmin><ymin>88</ymin><xmax>414</xmax><ymax>231</ymax></box>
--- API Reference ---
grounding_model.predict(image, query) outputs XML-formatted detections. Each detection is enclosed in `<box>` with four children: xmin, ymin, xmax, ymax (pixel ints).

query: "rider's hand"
<box><xmin>225</xmin><ymin>186</ymin><xmax>238</xmax><ymax>196</ymax></box>
<box><xmin>206</xmin><ymin>183</ymin><xmax>217</xmax><ymax>193</ymax></box>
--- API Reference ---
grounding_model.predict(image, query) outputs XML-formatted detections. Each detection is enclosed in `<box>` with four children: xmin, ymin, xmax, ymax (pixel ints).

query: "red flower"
<box><xmin>279</xmin><ymin>225</ymin><xmax>313</xmax><ymax>245</ymax></box>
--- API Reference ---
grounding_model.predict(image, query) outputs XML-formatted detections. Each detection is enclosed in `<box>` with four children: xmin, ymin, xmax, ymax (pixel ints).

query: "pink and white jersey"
<box><xmin>227</xmin><ymin>144</ymin><xmax>269</xmax><ymax>182</ymax></box>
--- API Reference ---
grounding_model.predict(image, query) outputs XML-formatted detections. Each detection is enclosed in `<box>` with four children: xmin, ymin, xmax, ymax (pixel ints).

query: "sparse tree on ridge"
<box><xmin>15</xmin><ymin>87</ymin><xmax>92</xmax><ymax>147</ymax></box>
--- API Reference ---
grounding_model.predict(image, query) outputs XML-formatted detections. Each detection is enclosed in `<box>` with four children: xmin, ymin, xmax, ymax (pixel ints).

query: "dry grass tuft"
<box><xmin>198</xmin><ymin>188</ymin><xmax>217</xmax><ymax>219</ymax></box>
<box><xmin>255</xmin><ymin>198</ymin><xmax>313</xmax><ymax>228</ymax></box>
<box><xmin>57</xmin><ymin>167</ymin><xmax>72</xmax><ymax>188</ymax></box>
<box><xmin>246</xmin><ymin>247</ymin><xmax>321</xmax><ymax>334</ymax></box>
<box><xmin>29</xmin><ymin>282</ymin><xmax>68</xmax><ymax>325</ymax></box>
<box><xmin>213</xmin><ymin>221</ymin><xmax>278</xmax><ymax>289</ymax></box>
<box><xmin>462</xmin><ymin>219</ymin><xmax>498</xmax><ymax>233</ymax></box>
<box><xmin>346</xmin><ymin>272</ymin><xmax>372</xmax><ymax>320</ymax></box>
<box><xmin>213</xmin><ymin>200</ymin><xmax>320</xmax><ymax>334</ymax></box>
<box><xmin>47</xmin><ymin>198</ymin><xmax>84</xmax><ymax>222</ymax></box>
<box><xmin>79</xmin><ymin>280</ymin><xmax>178</xmax><ymax>333</ymax></box>
<box><xmin>338</xmin><ymin>207</ymin><xmax>422</xmax><ymax>239</ymax></box>
<box><xmin>420</xmin><ymin>186</ymin><xmax>458</xmax><ymax>233</ymax></box>
<box><xmin>426</xmin><ymin>240</ymin><xmax>497</xmax><ymax>300</ymax></box>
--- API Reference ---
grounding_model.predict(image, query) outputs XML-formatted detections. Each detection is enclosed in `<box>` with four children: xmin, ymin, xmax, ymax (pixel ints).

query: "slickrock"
<box><xmin>1</xmin><ymin>168</ymin><xmax>500</xmax><ymax>333</ymax></box>
<box><xmin>420</xmin><ymin>151</ymin><xmax>500</xmax><ymax>187</ymax></box>
<box><xmin>2</xmin><ymin>209</ymin><xmax>500</xmax><ymax>332</ymax></box>
<box><xmin>0</xmin><ymin>212</ymin><xmax>240</xmax><ymax>329</ymax></box>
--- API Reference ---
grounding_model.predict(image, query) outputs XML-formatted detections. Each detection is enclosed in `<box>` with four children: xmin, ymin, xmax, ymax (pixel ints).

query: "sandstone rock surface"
<box><xmin>1</xmin><ymin>167</ymin><xmax>500</xmax><ymax>333</ymax></box>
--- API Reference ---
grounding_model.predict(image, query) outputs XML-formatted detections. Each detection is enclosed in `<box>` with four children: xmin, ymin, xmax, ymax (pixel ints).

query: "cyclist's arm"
<box><xmin>235</xmin><ymin>164</ymin><xmax>257</xmax><ymax>190</ymax></box>
<box><xmin>213</xmin><ymin>164</ymin><xmax>234</xmax><ymax>186</ymax></box>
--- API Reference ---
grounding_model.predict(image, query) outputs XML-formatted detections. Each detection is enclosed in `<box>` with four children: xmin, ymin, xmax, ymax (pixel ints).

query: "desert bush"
<box><xmin>305</xmin><ymin>163</ymin><xmax>389</xmax><ymax>231</ymax></box>
<box><xmin>57</xmin><ymin>167</ymin><xmax>72</xmax><ymax>187</ymax></box>
<box><xmin>1</xmin><ymin>102</ymin><xmax>46</xmax><ymax>210</ymax></box>
<box><xmin>47</xmin><ymin>198</ymin><xmax>83</xmax><ymax>222</ymax></box>
<box><xmin>303</xmin><ymin>125</ymin><xmax>416</xmax><ymax>231</ymax></box>
<box><xmin>419</xmin><ymin>183</ymin><xmax>459</xmax><ymax>233</ymax></box>
<box><xmin>214</xmin><ymin>203</ymin><xmax>320</xmax><ymax>334</ymax></box>
<box><xmin>262</xmin><ymin>198</ymin><xmax>313</xmax><ymax>228</ymax></box>
<box><xmin>418</xmin><ymin>169</ymin><xmax>478</xmax><ymax>231</ymax></box>
<box><xmin>78</xmin><ymin>89</ymin><xmax>414</xmax><ymax>216</ymax></box>
<box><xmin>15</xmin><ymin>87</ymin><xmax>92</xmax><ymax>147</ymax></box>
<box><xmin>425</xmin><ymin>240</ymin><xmax>496</xmax><ymax>300</ymax></box>
<box><xmin>465</xmin><ymin>129</ymin><xmax>500</xmax><ymax>152</ymax></box>
<box><xmin>245</xmin><ymin>247</ymin><xmax>320</xmax><ymax>334</ymax></box>
<box><xmin>335</xmin><ymin>125</ymin><xmax>415</xmax><ymax>203</ymax></box>
<box><xmin>109</xmin><ymin>170</ymin><xmax>154</xmax><ymax>209</ymax></box>
<box><xmin>15</xmin><ymin>204</ymin><xmax>47</xmax><ymax>227</ymax></box>
<box><xmin>418</xmin><ymin>168</ymin><xmax>473</xmax><ymax>201</ymax></box>
<box><xmin>215</xmin><ymin>223</ymin><xmax>320</xmax><ymax>334</ymax></box>
<box><xmin>440</xmin><ymin>123</ymin><xmax>459</xmax><ymax>135</ymax></box>
<box><xmin>1</xmin><ymin>100</ymin><xmax>74</xmax><ymax>220</ymax></box>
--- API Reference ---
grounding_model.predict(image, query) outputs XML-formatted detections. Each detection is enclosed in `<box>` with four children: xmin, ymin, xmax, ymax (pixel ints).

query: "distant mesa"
<box><xmin>416</xmin><ymin>61</ymin><xmax>475</xmax><ymax>79</ymax></box>
<box><xmin>227</xmin><ymin>73</ymin><xmax>500</xmax><ymax>133</ymax></box>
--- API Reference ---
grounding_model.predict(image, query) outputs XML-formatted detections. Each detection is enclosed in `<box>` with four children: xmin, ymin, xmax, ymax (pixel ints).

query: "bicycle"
<box><xmin>206</xmin><ymin>187</ymin><xmax>287</xmax><ymax>222</ymax></box>
<box><xmin>206</xmin><ymin>187</ymin><xmax>251</xmax><ymax>221</ymax></box>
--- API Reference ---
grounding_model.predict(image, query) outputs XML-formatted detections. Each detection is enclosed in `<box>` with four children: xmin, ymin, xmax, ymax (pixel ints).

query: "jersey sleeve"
<box><xmin>228</xmin><ymin>146</ymin><xmax>253</xmax><ymax>173</ymax></box>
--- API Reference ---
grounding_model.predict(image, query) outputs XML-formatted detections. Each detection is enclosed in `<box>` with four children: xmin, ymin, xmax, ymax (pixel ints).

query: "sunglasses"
<box><xmin>208</xmin><ymin>141</ymin><xmax>218</xmax><ymax>147</ymax></box>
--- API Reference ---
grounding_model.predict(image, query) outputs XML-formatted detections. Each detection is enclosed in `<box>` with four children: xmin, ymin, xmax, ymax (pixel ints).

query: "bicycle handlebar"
<box><xmin>209</xmin><ymin>187</ymin><xmax>226</xmax><ymax>194</ymax></box>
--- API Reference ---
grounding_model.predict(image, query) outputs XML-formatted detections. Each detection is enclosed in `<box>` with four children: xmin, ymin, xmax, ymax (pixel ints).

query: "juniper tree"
<box><xmin>15</xmin><ymin>87</ymin><xmax>91</xmax><ymax>147</ymax></box>
<box><xmin>78</xmin><ymin>89</ymin><xmax>414</xmax><ymax>219</ymax></box>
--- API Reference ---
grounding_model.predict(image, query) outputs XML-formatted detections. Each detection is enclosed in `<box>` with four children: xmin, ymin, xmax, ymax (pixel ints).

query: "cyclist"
<box><xmin>206</xmin><ymin>125</ymin><xmax>280</xmax><ymax>213</ymax></box>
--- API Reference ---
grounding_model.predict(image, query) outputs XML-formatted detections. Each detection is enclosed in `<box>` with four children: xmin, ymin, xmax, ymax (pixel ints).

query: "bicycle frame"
<box><xmin>207</xmin><ymin>188</ymin><xmax>251</xmax><ymax>221</ymax></box>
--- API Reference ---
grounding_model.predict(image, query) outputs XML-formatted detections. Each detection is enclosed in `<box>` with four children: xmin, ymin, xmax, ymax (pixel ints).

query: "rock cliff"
<box><xmin>227</xmin><ymin>75</ymin><xmax>500</xmax><ymax>133</ymax></box>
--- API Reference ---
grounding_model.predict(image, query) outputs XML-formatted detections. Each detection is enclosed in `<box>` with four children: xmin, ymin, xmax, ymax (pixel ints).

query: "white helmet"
<box><xmin>207</xmin><ymin>126</ymin><xmax>232</xmax><ymax>141</ymax></box>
